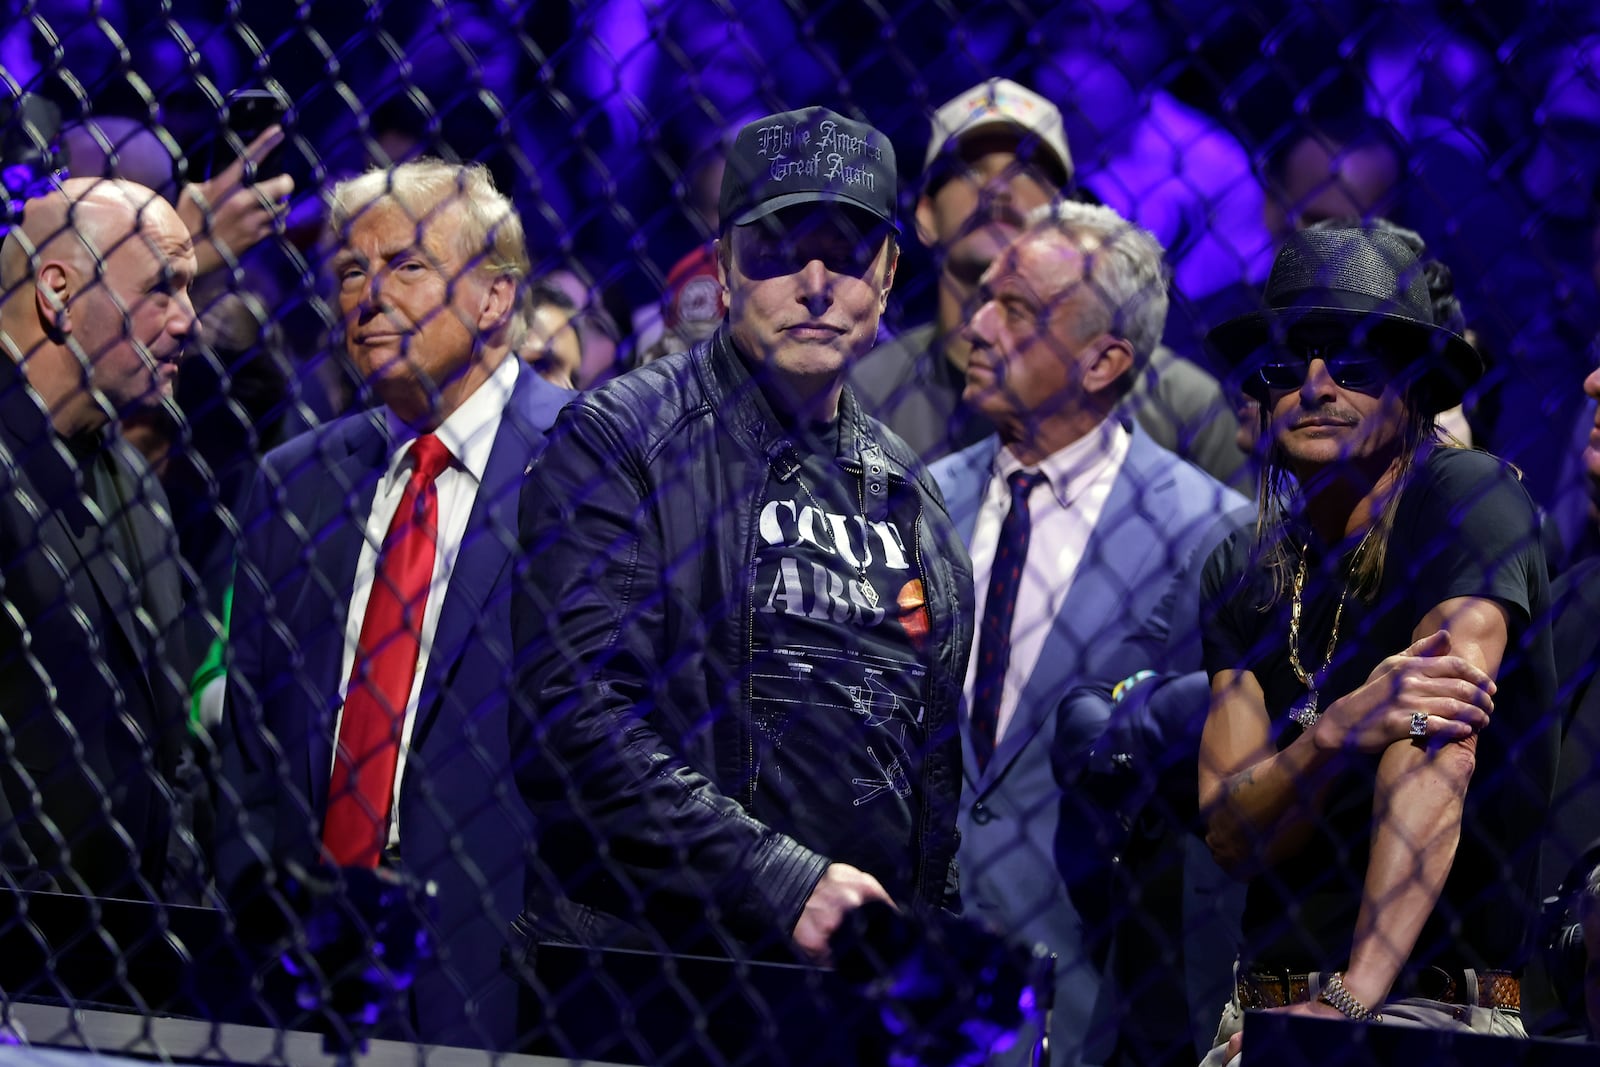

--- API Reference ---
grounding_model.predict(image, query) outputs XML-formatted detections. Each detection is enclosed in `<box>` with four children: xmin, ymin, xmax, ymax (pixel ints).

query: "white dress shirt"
<box><xmin>332</xmin><ymin>354</ymin><xmax>520</xmax><ymax>844</ymax></box>
<box><xmin>962</xmin><ymin>419</ymin><xmax>1131</xmax><ymax>747</ymax></box>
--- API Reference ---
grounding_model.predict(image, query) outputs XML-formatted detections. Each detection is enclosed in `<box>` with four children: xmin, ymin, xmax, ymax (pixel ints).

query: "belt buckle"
<box><xmin>1409</xmin><ymin>965</ymin><xmax>1459</xmax><ymax>1004</ymax></box>
<box><xmin>1239</xmin><ymin>972</ymin><xmax>1280</xmax><ymax>1011</ymax></box>
<box><xmin>1432</xmin><ymin>966</ymin><xmax>1459</xmax><ymax>1004</ymax></box>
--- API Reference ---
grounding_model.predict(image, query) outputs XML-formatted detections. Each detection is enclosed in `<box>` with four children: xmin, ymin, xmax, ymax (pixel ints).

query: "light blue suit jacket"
<box><xmin>933</xmin><ymin>424</ymin><xmax>1246</xmax><ymax>1067</ymax></box>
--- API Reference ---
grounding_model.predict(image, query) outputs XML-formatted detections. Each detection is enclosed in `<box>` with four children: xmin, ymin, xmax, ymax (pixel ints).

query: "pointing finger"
<box><xmin>239</xmin><ymin>124</ymin><xmax>286</xmax><ymax>168</ymax></box>
<box><xmin>215</xmin><ymin>124</ymin><xmax>286</xmax><ymax>189</ymax></box>
<box><xmin>253</xmin><ymin>172</ymin><xmax>296</xmax><ymax>205</ymax></box>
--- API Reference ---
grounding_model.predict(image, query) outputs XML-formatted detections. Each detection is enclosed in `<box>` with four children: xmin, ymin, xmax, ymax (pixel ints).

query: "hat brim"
<box><xmin>731</xmin><ymin>190</ymin><xmax>900</xmax><ymax>232</ymax></box>
<box><xmin>1209</xmin><ymin>305</ymin><xmax>1484</xmax><ymax>415</ymax></box>
<box><xmin>924</xmin><ymin>116</ymin><xmax>1072</xmax><ymax>180</ymax></box>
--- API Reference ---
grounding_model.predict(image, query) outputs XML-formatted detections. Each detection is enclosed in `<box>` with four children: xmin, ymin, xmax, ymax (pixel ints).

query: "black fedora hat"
<box><xmin>1207</xmin><ymin>227</ymin><xmax>1482</xmax><ymax>414</ymax></box>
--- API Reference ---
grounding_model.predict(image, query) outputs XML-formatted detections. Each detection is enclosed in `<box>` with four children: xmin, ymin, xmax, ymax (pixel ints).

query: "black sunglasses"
<box><xmin>1254</xmin><ymin>343</ymin><xmax>1396</xmax><ymax>395</ymax></box>
<box><xmin>732</xmin><ymin>214</ymin><xmax>889</xmax><ymax>280</ymax></box>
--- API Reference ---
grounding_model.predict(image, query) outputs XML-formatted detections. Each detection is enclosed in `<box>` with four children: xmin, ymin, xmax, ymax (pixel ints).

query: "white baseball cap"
<box><xmin>924</xmin><ymin>78</ymin><xmax>1073</xmax><ymax>182</ymax></box>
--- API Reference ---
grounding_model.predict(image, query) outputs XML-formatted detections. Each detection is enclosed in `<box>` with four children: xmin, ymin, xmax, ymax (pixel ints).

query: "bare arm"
<box><xmin>1199</xmin><ymin>626</ymin><xmax>1494</xmax><ymax>880</ymax></box>
<box><xmin>1340</xmin><ymin>596</ymin><xmax>1509</xmax><ymax>1010</ymax></box>
<box><xmin>1198</xmin><ymin>669</ymin><xmax>1336</xmax><ymax>879</ymax></box>
<box><xmin>1215</xmin><ymin>601</ymin><xmax>1505</xmax><ymax>1061</ymax></box>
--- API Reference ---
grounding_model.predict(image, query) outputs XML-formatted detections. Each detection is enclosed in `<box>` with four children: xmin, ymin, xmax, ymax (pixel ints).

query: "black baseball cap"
<box><xmin>718</xmin><ymin>106</ymin><xmax>899</xmax><ymax>232</ymax></box>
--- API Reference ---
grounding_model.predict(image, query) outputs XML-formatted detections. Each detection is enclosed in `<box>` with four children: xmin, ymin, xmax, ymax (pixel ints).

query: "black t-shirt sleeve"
<box><xmin>1200</xmin><ymin>529</ymin><xmax>1255</xmax><ymax>681</ymax></box>
<box><xmin>1397</xmin><ymin>450</ymin><xmax>1542</xmax><ymax>625</ymax></box>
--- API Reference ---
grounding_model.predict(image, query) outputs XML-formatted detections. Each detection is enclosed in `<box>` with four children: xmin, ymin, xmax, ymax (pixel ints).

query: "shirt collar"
<box><xmin>384</xmin><ymin>354</ymin><xmax>519</xmax><ymax>482</ymax></box>
<box><xmin>994</xmin><ymin>417</ymin><xmax>1129</xmax><ymax>509</ymax></box>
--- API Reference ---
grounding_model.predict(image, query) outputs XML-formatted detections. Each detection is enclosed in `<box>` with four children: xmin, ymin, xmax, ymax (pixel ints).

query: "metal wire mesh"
<box><xmin>1</xmin><ymin>1</ymin><xmax>1599</xmax><ymax>1065</ymax></box>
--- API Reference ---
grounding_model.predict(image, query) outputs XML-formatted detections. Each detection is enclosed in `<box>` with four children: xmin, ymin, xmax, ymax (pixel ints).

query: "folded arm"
<box><xmin>1339</xmin><ymin>596</ymin><xmax>1508</xmax><ymax>1010</ymax></box>
<box><xmin>1199</xmin><ymin>618</ymin><xmax>1495</xmax><ymax>882</ymax></box>
<box><xmin>1198</xmin><ymin>669</ymin><xmax>1336</xmax><ymax>879</ymax></box>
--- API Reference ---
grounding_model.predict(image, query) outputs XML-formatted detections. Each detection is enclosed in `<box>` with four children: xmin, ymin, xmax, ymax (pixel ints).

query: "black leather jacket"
<box><xmin>511</xmin><ymin>327</ymin><xmax>973</xmax><ymax>950</ymax></box>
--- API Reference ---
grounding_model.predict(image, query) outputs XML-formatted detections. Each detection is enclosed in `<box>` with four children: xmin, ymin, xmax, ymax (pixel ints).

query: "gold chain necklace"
<box><xmin>1286</xmin><ymin>525</ymin><xmax>1377</xmax><ymax>729</ymax></box>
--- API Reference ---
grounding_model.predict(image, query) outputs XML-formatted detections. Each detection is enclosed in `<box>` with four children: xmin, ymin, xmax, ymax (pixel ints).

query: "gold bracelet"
<box><xmin>1319</xmin><ymin>972</ymin><xmax>1383</xmax><ymax>1023</ymax></box>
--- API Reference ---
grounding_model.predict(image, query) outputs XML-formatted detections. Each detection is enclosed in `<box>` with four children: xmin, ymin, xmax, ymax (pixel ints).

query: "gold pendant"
<box><xmin>1289</xmin><ymin>689</ymin><xmax>1320</xmax><ymax>729</ymax></box>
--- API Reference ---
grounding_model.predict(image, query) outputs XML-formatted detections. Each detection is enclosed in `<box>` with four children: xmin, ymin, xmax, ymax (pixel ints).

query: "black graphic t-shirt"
<box><xmin>748</xmin><ymin>423</ymin><xmax>932</xmax><ymax>904</ymax></box>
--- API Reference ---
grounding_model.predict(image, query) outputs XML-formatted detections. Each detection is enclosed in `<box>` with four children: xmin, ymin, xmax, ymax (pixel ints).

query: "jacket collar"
<box><xmin>699</xmin><ymin>325</ymin><xmax>910</xmax><ymax>485</ymax></box>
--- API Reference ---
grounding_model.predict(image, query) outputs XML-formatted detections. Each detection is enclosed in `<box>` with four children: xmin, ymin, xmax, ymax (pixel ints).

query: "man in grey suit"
<box><xmin>931</xmin><ymin>201</ymin><xmax>1245</xmax><ymax>1065</ymax></box>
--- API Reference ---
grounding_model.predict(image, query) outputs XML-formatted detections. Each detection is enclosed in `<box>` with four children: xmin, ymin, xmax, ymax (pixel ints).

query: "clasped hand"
<box><xmin>1310</xmin><ymin>629</ymin><xmax>1494</xmax><ymax>754</ymax></box>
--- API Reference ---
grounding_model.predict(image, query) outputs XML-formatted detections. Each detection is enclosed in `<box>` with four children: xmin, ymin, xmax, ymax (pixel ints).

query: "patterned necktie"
<box><xmin>969</xmin><ymin>469</ymin><xmax>1047</xmax><ymax>773</ymax></box>
<box><xmin>322</xmin><ymin>433</ymin><xmax>453</xmax><ymax>868</ymax></box>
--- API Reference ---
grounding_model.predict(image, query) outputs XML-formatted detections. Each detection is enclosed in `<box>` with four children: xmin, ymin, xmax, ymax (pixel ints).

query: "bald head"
<box><xmin>1</xmin><ymin>178</ymin><xmax>198</xmax><ymax>435</ymax></box>
<box><xmin>2</xmin><ymin>177</ymin><xmax>185</xmax><ymax>287</ymax></box>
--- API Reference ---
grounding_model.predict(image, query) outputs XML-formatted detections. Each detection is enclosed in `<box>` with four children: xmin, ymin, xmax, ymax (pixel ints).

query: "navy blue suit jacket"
<box><xmin>933</xmin><ymin>425</ymin><xmax>1245</xmax><ymax>1067</ymax></box>
<box><xmin>217</xmin><ymin>362</ymin><xmax>570</xmax><ymax>1049</ymax></box>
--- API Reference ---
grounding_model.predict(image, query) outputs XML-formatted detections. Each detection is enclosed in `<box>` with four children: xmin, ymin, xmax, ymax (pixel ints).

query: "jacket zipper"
<box><xmin>909</xmin><ymin>495</ymin><xmax>933</xmax><ymax>905</ymax></box>
<box><xmin>743</xmin><ymin>471</ymin><xmax>763</xmax><ymax>811</ymax></box>
<box><xmin>847</xmin><ymin>451</ymin><xmax>938</xmax><ymax>904</ymax></box>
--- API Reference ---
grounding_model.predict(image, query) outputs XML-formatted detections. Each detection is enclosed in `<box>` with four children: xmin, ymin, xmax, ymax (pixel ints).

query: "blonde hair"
<box><xmin>327</xmin><ymin>159</ymin><xmax>529</xmax><ymax>329</ymax></box>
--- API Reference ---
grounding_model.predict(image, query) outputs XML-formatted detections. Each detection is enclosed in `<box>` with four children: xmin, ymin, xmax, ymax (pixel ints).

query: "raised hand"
<box><xmin>179</xmin><ymin>125</ymin><xmax>296</xmax><ymax>274</ymax></box>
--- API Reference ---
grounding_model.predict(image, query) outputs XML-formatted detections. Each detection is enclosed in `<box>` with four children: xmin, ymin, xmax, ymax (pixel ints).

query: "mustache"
<box><xmin>1300</xmin><ymin>405</ymin><xmax>1361</xmax><ymax>421</ymax></box>
<box><xmin>1273</xmin><ymin>403</ymin><xmax>1363</xmax><ymax>431</ymax></box>
<box><xmin>1283</xmin><ymin>405</ymin><xmax>1362</xmax><ymax>428</ymax></box>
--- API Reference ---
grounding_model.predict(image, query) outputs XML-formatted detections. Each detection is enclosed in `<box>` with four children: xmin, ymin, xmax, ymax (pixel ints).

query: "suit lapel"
<box><xmin>933</xmin><ymin>437</ymin><xmax>999</xmax><ymax>790</ymax></box>
<box><xmin>299</xmin><ymin>418</ymin><xmax>389</xmax><ymax>626</ymax></box>
<box><xmin>410</xmin><ymin>366</ymin><xmax>558</xmax><ymax>752</ymax></box>
<box><xmin>940</xmin><ymin>437</ymin><xmax>999</xmax><ymax>547</ymax></box>
<box><xmin>297</xmin><ymin>417</ymin><xmax>390</xmax><ymax>801</ymax></box>
<box><xmin>976</xmin><ymin>431</ymin><xmax>1175</xmax><ymax>793</ymax></box>
<box><xmin>53</xmin><ymin>499</ymin><xmax>151</xmax><ymax>663</ymax></box>
<box><xmin>110</xmin><ymin>442</ymin><xmax>182</xmax><ymax>639</ymax></box>
<box><xmin>107</xmin><ymin>443</ymin><xmax>188</xmax><ymax>739</ymax></box>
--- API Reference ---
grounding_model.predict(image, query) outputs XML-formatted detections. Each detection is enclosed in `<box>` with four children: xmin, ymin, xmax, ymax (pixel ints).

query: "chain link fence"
<box><xmin>2</xmin><ymin>0</ymin><xmax>1600</xmax><ymax>1065</ymax></box>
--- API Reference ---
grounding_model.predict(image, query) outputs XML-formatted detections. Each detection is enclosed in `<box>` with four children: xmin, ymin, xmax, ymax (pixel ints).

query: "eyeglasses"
<box><xmin>1254</xmin><ymin>344</ymin><xmax>1395</xmax><ymax>395</ymax></box>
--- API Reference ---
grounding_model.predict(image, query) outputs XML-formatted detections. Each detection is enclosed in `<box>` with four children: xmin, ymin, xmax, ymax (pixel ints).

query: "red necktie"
<box><xmin>322</xmin><ymin>433</ymin><xmax>453</xmax><ymax>868</ymax></box>
<box><xmin>969</xmin><ymin>469</ymin><xmax>1046</xmax><ymax>773</ymax></box>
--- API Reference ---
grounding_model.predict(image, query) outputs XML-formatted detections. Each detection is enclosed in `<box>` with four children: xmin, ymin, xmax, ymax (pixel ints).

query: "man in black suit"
<box><xmin>0</xmin><ymin>177</ymin><xmax>201</xmax><ymax>899</ymax></box>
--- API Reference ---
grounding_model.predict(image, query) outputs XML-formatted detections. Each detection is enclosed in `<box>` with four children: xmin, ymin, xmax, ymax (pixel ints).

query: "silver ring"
<box><xmin>1409</xmin><ymin>711</ymin><xmax>1428</xmax><ymax>738</ymax></box>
